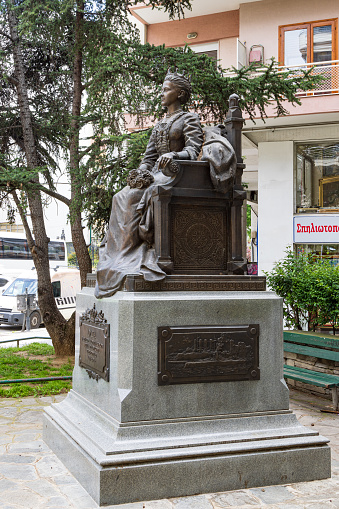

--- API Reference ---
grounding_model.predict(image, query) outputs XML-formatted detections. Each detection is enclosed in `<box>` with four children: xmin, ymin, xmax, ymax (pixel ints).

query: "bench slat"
<box><xmin>284</xmin><ymin>365</ymin><xmax>339</xmax><ymax>388</ymax></box>
<box><xmin>283</xmin><ymin>331</ymin><xmax>339</xmax><ymax>350</ymax></box>
<box><xmin>284</xmin><ymin>342</ymin><xmax>339</xmax><ymax>362</ymax></box>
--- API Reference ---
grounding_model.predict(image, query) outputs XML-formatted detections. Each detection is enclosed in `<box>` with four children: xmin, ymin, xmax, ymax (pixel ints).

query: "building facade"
<box><xmin>131</xmin><ymin>0</ymin><xmax>339</xmax><ymax>274</ymax></box>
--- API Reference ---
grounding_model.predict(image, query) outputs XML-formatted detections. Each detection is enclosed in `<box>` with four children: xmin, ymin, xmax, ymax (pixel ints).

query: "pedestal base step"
<box><xmin>44</xmin><ymin>393</ymin><xmax>330</xmax><ymax>507</ymax></box>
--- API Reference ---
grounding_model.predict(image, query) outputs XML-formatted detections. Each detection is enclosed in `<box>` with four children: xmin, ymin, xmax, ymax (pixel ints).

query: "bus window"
<box><xmin>48</xmin><ymin>241</ymin><xmax>65</xmax><ymax>261</ymax></box>
<box><xmin>0</xmin><ymin>238</ymin><xmax>32</xmax><ymax>259</ymax></box>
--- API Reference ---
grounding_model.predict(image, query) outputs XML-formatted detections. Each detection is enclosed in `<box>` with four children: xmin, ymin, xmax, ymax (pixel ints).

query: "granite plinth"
<box><xmin>44</xmin><ymin>288</ymin><xmax>331</xmax><ymax>506</ymax></box>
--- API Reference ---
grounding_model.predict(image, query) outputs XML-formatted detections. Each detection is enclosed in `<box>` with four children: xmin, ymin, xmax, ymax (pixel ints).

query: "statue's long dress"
<box><xmin>95</xmin><ymin>111</ymin><xmax>203</xmax><ymax>298</ymax></box>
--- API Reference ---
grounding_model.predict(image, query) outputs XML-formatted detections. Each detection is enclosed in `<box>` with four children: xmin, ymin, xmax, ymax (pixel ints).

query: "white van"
<box><xmin>0</xmin><ymin>268</ymin><xmax>81</xmax><ymax>328</ymax></box>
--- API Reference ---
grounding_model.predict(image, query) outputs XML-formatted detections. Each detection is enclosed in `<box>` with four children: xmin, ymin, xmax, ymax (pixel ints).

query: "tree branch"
<box><xmin>78</xmin><ymin>138</ymin><xmax>112</xmax><ymax>159</ymax></box>
<box><xmin>35</xmin><ymin>183</ymin><xmax>71</xmax><ymax>206</ymax></box>
<box><xmin>11</xmin><ymin>189</ymin><xmax>35</xmax><ymax>250</ymax></box>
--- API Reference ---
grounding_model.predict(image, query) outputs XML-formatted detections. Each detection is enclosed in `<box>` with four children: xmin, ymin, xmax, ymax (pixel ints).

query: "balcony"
<box><xmin>279</xmin><ymin>60</ymin><xmax>339</xmax><ymax>97</ymax></box>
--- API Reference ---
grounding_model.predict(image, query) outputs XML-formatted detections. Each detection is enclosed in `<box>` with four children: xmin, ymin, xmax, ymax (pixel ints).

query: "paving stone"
<box><xmin>209</xmin><ymin>490</ymin><xmax>262</xmax><ymax>507</ymax></box>
<box><xmin>8</xmin><ymin>440</ymin><xmax>49</xmax><ymax>453</ymax></box>
<box><xmin>0</xmin><ymin>407</ymin><xmax>18</xmax><ymax>418</ymax></box>
<box><xmin>0</xmin><ymin>478</ymin><xmax>17</xmax><ymax>491</ymax></box>
<box><xmin>15</xmin><ymin>409</ymin><xmax>44</xmax><ymax>423</ymax></box>
<box><xmin>0</xmin><ymin>462</ymin><xmax>38</xmax><ymax>480</ymax></box>
<box><xmin>26</xmin><ymin>478</ymin><xmax>63</xmax><ymax>498</ymax></box>
<box><xmin>313</xmin><ymin>425</ymin><xmax>339</xmax><ymax>436</ymax></box>
<box><xmin>0</xmin><ymin>436</ymin><xmax>12</xmax><ymax>445</ymax></box>
<box><xmin>53</xmin><ymin>474</ymin><xmax>79</xmax><ymax>485</ymax></box>
<box><xmin>250</xmin><ymin>486</ymin><xmax>295</xmax><ymax>504</ymax></box>
<box><xmin>144</xmin><ymin>501</ymin><xmax>173</xmax><ymax>508</ymax></box>
<box><xmin>1</xmin><ymin>486</ymin><xmax>44</xmax><ymax>508</ymax></box>
<box><xmin>0</xmin><ymin>453</ymin><xmax>35</xmax><ymax>463</ymax></box>
<box><xmin>305</xmin><ymin>503</ymin><xmax>338</xmax><ymax>509</ymax></box>
<box><xmin>276</xmin><ymin>505</ymin><xmax>309</xmax><ymax>509</ymax></box>
<box><xmin>171</xmin><ymin>495</ymin><xmax>213</xmax><ymax>508</ymax></box>
<box><xmin>46</xmin><ymin>498</ymin><xmax>74</xmax><ymax>509</ymax></box>
<box><xmin>12</xmin><ymin>430</ymin><xmax>41</xmax><ymax>442</ymax></box>
<box><xmin>35</xmin><ymin>455</ymin><xmax>70</xmax><ymax>477</ymax></box>
<box><xmin>58</xmin><ymin>482</ymin><xmax>95</xmax><ymax>499</ymax></box>
<box><xmin>289</xmin><ymin>478</ymin><xmax>339</xmax><ymax>497</ymax></box>
<box><xmin>67</xmin><ymin>495</ymin><xmax>99</xmax><ymax>508</ymax></box>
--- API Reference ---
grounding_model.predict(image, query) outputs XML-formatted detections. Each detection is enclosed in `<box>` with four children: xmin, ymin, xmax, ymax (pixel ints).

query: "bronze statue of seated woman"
<box><xmin>95</xmin><ymin>71</ymin><xmax>237</xmax><ymax>299</ymax></box>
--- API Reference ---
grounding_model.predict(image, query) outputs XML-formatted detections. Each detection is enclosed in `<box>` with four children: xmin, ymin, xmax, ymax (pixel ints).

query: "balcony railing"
<box><xmin>224</xmin><ymin>60</ymin><xmax>339</xmax><ymax>97</ymax></box>
<box><xmin>278</xmin><ymin>60</ymin><xmax>339</xmax><ymax>96</ymax></box>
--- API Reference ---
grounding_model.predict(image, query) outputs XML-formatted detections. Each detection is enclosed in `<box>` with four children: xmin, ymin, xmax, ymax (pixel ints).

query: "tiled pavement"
<box><xmin>0</xmin><ymin>389</ymin><xmax>339</xmax><ymax>508</ymax></box>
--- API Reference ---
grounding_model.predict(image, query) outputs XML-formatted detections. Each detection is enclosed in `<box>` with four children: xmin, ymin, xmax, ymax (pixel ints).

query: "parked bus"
<box><xmin>0</xmin><ymin>232</ymin><xmax>67</xmax><ymax>279</ymax></box>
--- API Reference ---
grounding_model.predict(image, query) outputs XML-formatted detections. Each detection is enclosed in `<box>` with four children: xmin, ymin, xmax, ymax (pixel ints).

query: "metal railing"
<box><xmin>224</xmin><ymin>60</ymin><xmax>339</xmax><ymax>96</ymax></box>
<box><xmin>279</xmin><ymin>60</ymin><xmax>339</xmax><ymax>96</ymax></box>
<box><xmin>0</xmin><ymin>336</ymin><xmax>51</xmax><ymax>348</ymax></box>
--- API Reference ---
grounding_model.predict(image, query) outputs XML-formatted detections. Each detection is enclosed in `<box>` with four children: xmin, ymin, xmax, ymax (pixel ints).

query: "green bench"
<box><xmin>283</xmin><ymin>330</ymin><xmax>339</xmax><ymax>411</ymax></box>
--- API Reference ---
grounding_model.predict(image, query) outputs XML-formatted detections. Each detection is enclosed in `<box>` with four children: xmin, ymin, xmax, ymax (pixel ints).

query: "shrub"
<box><xmin>265</xmin><ymin>248</ymin><xmax>339</xmax><ymax>334</ymax></box>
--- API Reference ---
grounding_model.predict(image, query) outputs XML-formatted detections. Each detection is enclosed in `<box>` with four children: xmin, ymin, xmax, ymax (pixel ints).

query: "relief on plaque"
<box><xmin>79</xmin><ymin>304</ymin><xmax>110</xmax><ymax>382</ymax></box>
<box><xmin>158</xmin><ymin>325</ymin><xmax>259</xmax><ymax>385</ymax></box>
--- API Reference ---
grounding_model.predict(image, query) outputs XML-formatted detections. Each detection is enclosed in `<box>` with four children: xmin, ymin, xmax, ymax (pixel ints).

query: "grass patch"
<box><xmin>0</xmin><ymin>342</ymin><xmax>73</xmax><ymax>398</ymax></box>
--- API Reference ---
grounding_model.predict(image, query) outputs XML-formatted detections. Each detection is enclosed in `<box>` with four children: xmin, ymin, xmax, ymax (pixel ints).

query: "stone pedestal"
<box><xmin>44</xmin><ymin>288</ymin><xmax>331</xmax><ymax>506</ymax></box>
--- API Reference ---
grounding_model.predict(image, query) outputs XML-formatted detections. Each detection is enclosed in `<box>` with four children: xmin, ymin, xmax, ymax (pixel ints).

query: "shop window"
<box><xmin>279</xmin><ymin>19</ymin><xmax>337</xmax><ymax>65</ymax></box>
<box><xmin>295</xmin><ymin>142</ymin><xmax>339</xmax><ymax>212</ymax></box>
<box><xmin>295</xmin><ymin>244</ymin><xmax>339</xmax><ymax>266</ymax></box>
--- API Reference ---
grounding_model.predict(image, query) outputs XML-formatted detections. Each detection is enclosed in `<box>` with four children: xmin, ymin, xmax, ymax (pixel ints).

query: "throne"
<box><xmin>124</xmin><ymin>95</ymin><xmax>266</xmax><ymax>292</ymax></box>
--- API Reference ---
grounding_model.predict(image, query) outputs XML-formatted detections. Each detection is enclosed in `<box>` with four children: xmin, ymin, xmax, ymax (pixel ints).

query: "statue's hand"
<box><xmin>158</xmin><ymin>152</ymin><xmax>178</xmax><ymax>170</ymax></box>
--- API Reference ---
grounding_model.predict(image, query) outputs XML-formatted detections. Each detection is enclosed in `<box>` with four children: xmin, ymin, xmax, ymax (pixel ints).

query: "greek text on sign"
<box><xmin>293</xmin><ymin>215</ymin><xmax>339</xmax><ymax>244</ymax></box>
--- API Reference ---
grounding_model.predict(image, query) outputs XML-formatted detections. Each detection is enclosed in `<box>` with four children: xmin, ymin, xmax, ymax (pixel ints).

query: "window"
<box><xmin>3</xmin><ymin>278</ymin><xmax>37</xmax><ymax>296</ymax></box>
<box><xmin>52</xmin><ymin>281</ymin><xmax>61</xmax><ymax>298</ymax></box>
<box><xmin>0</xmin><ymin>238</ymin><xmax>65</xmax><ymax>260</ymax></box>
<box><xmin>189</xmin><ymin>42</ymin><xmax>218</xmax><ymax>65</ymax></box>
<box><xmin>0</xmin><ymin>238</ymin><xmax>31</xmax><ymax>259</ymax></box>
<box><xmin>279</xmin><ymin>19</ymin><xmax>337</xmax><ymax>65</ymax></box>
<box><xmin>295</xmin><ymin>142</ymin><xmax>339</xmax><ymax>212</ymax></box>
<box><xmin>296</xmin><ymin>244</ymin><xmax>339</xmax><ymax>265</ymax></box>
<box><xmin>48</xmin><ymin>241</ymin><xmax>65</xmax><ymax>261</ymax></box>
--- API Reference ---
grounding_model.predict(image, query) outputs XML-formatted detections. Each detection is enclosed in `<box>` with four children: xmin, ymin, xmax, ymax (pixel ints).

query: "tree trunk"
<box><xmin>7</xmin><ymin>0</ymin><xmax>75</xmax><ymax>356</ymax></box>
<box><xmin>69</xmin><ymin>0</ymin><xmax>92</xmax><ymax>288</ymax></box>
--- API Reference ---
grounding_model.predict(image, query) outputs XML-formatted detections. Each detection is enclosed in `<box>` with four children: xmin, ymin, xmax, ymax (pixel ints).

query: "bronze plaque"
<box><xmin>79</xmin><ymin>304</ymin><xmax>110</xmax><ymax>382</ymax></box>
<box><xmin>171</xmin><ymin>207</ymin><xmax>227</xmax><ymax>271</ymax></box>
<box><xmin>158</xmin><ymin>325</ymin><xmax>259</xmax><ymax>385</ymax></box>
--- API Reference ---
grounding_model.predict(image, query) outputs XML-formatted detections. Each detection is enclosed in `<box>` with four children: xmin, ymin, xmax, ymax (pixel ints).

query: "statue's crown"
<box><xmin>164</xmin><ymin>67</ymin><xmax>192</xmax><ymax>87</ymax></box>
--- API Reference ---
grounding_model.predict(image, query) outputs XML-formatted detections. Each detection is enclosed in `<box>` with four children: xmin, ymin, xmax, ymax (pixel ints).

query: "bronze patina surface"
<box><xmin>158</xmin><ymin>324</ymin><xmax>260</xmax><ymax>385</ymax></box>
<box><xmin>79</xmin><ymin>304</ymin><xmax>110</xmax><ymax>382</ymax></box>
<box><xmin>87</xmin><ymin>273</ymin><xmax>266</xmax><ymax>291</ymax></box>
<box><xmin>94</xmin><ymin>70</ymin><xmax>251</xmax><ymax>299</ymax></box>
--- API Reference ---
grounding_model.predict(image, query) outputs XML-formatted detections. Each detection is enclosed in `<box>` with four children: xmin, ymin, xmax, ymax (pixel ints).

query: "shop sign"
<box><xmin>294</xmin><ymin>215</ymin><xmax>339</xmax><ymax>244</ymax></box>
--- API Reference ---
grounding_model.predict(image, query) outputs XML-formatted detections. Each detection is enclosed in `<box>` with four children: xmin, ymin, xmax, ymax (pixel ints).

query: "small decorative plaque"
<box><xmin>79</xmin><ymin>304</ymin><xmax>110</xmax><ymax>382</ymax></box>
<box><xmin>158</xmin><ymin>325</ymin><xmax>259</xmax><ymax>385</ymax></box>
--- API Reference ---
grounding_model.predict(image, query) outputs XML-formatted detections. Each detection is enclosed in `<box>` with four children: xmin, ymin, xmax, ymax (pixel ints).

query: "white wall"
<box><xmin>258</xmin><ymin>141</ymin><xmax>294</xmax><ymax>275</ymax></box>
